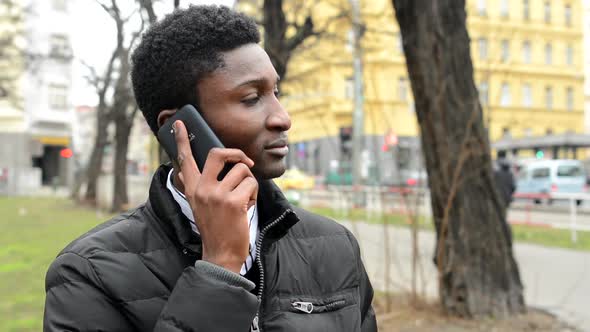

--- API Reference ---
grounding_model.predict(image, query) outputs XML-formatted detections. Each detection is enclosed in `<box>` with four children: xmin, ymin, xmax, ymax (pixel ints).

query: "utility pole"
<box><xmin>349</xmin><ymin>0</ymin><xmax>364</xmax><ymax>187</ymax></box>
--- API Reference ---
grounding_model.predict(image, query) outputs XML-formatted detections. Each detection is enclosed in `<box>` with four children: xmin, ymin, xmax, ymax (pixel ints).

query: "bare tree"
<box><xmin>391</xmin><ymin>0</ymin><xmax>524</xmax><ymax>317</ymax></box>
<box><xmin>110</xmin><ymin>44</ymin><xmax>138</xmax><ymax>212</ymax></box>
<box><xmin>261</xmin><ymin>0</ymin><xmax>315</xmax><ymax>82</ymax></box>
<box><xmin>101</xmin><ymin>0</ymin><xmax>146</xmax><ymax>212</ymax></box>
<box><xmin>77</xmin><ymin>0</ymin><xmax>144</xmax><ymax>210</ymax></box>
<box><xmin>76</xmin><ymin>48</ymin><xmax>119</xmax><ymax>204</ymax></box>
<box><xmin>137</xmin><ymin>0</ymin><xmax>157</xmax><ymax>23</ymax></box>
<box><xmin>78</xmin><ymin>0</ymin><xmax>129</xmax><ymax>206</ymax></box>
<box><xmin>246</xmin><ymin>0</ymin><xmax>347</xmax><ymax>84</ymax></box>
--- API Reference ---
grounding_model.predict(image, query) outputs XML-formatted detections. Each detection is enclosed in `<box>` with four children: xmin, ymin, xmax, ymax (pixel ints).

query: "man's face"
<box><xmin>196</xmin><ymin>44</ymin><xmax>291</xmax><ymax>180</ymax></box>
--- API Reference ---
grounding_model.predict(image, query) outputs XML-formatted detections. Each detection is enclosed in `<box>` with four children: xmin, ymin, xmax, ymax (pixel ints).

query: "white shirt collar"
<box><xmin>166</xmin><ymin>169</ymin><xmax>259</xmax><ymax>275</ymax></box>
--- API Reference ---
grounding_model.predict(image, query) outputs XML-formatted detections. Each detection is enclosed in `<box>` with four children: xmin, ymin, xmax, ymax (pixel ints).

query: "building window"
<box><xmin>502</xmin><ymin>127</ymin><xmax>511</xmax><ymax>138</ymax></box>
<box><xmin>522</xmin><ymin>84</ymin><xmax>532</xmax><ymax>107</ymax></box>
<box><xmin>500</xmin><ymin>0</ymin><xmax>509</xmax><ymax>17</ymax></box>
<box><xmin>545</xmin><ymin>86</ymin><xmax>553</xmax><ymax>110</ymax></box>
<box><xmin>544</xmin><ymin>1</ymin><xmax>551</xmax><ymax>23</ymax></box>
<box><xmin>566</xmin><ymin>44</ymin><xmax>573</xmax><ymax>65</ymax></box>
<box><xmin>500</xmin><ymin>82</ymin><xmax>511</xmax><ymax>106</ymax></box>
<box><xmin>566</xmin><ymin>87</ymin><xmax>574</xmax><ymax>111</ymax></box>
<box><xmin>396</xmin><ymin>32</ymin><xmax>403</xmax><ymax>53</ymax></box>
<box><xmin>564</xmin><ymin>5</ymin><xmax>572</xmax><ymax>26</ymax></box>
<box><xmin>478</xmin><ymin>81</ymin><xmax>489</xmax><ymax>106</ymax></box>
<box><xmin>544</xmin><ymin>43</ymin><xmax>552</xmax><ymax>65</ymax></box>
<box><xmin>478</xmin><ymin>38</ymin><xmax>488</xmax><ymax>60</ymax></box>
<box><xmin>522</xmin><ymin>40</ymin><xmax>531</xmax><ymax>64</ymax></box>
<box><xmin>52</xmin><ymin>0</ymin><xmax>66</xmax><ymax>11</ymax></box>
<box><xmin>524</xmin><ymin>128</ymin><xmax>533</xmax><ymax>137</ymax></box>
<box><xmin>49</xmin><ymin>34</ymin><xmax>71</xmax><ymax>59</ymax></box>
<box><xmin>523</xmin><ymin>0</ymin><xmax>530</xmax><ymax>20</ymax></box>
<box><xmin>345</xmin><ymin>77</ymin><xmax>354</xmax><ymax>99</ymax></box>
<box><xmin>48</xmin><ymin>83</ymin><xmax>68</xmax><ymax>110</ymax></box>
<box><xmin>398</xmin><ymin>77</ymin><xmax>407</xmax><ymax>102</ymax></box>
<box><xmin>522</xmin><ymin>84</ymin><xmax>533</xmax><ymax>107</ymax></box>
<box><xmin>500</xmin><ymin>39</ymin><xmax>510</xmax><ymax>62</ymax></box>
<box><xmin>478</xmin><ymin>0</ymin><xmax>487</xmax><ymax>16</ymax></box>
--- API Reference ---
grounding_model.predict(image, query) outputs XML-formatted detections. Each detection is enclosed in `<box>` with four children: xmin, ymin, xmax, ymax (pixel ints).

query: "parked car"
<box><xmin>515</xmin><ymin>159</ymin><xmax>587</xmax><ymax>204</ymax></box>
<box><xmin>273</xmin><ymin>168</ymin><xmax>315</xmax><ymax>191</ymax></box>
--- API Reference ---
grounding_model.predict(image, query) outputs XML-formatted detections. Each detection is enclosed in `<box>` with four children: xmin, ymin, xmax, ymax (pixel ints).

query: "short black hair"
<box><xmin>131</xmin><ymin>5</ymin><xmax>260</xmax><ymax>134</ymax></box>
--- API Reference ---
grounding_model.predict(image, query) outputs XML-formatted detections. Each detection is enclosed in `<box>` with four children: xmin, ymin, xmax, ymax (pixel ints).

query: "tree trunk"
<box><xmin>110</xmin><ymin>44</ymin><xmax>134</xmax><ymax>212</ymax></box>
<box><xmin>392</xmin><ymin>0</ymin><xmax>525</xmax><ymax>317</ymax></box>
<box><xmin>84</xmin><ymin>113</ymin><xmax>110</xmax><ymax>205</ymax></box>
<box><xmin>112</xmin><ymin>117</ymin><xmax>131</xmax><ymax>212</ymax></box>
<box><xmin>262</xmin><ymin>0</ymin><xmax>314</xmax><ymax>83</ymax></box>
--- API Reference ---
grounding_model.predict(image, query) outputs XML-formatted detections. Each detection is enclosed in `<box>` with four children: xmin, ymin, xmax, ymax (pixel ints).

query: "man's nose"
<box><xmin>266</xmin><ymin>98</ymin><xmax>291</xmax><ymax>131</ymax></box>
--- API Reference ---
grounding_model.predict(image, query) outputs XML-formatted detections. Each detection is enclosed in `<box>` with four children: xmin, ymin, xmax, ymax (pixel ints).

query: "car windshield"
<box><xmin>532</xmin><ymin>168</ymin><xmax>550</xmax><ymax>178</ymax></box>
<box><xmin>557</xmin><ymin>165</ymin><xmax>584</xmax><ymax>177</ymax></box>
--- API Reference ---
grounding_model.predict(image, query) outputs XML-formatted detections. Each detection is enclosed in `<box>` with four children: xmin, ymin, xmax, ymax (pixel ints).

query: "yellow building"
<box><xmin>259</xmin><ymin>0</ymin><xmax>585</xmax><ymax>182</ymax></box>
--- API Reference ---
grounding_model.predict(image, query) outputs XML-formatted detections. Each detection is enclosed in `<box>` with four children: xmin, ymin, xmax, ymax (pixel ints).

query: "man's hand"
<box><xmin>173</xmin><ymin>120</ymin><xmax>258</xmax><ymax>274</ymax></box>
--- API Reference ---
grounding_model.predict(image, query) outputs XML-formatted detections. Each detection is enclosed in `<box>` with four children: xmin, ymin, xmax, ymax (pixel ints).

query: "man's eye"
<box><xmin>242</xmin><ymin>96</ymin><xmax>260</xmax><ymax>106</ymax></box>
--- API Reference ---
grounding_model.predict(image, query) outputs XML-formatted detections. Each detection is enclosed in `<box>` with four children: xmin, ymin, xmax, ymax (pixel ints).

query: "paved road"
<box><xmin>509</xmin><ymin>206</ymin><xmax>590</xmax><ymax>231</ymax></box>
<box><xmin>299</xmin><ymin>189</ymin><xmax>590</xmax><ymax>230</ymax></box>
<box><xmin>340</xmin><ymin>221</ymin><xmax>590</xmax><ymax>332</ymax></box>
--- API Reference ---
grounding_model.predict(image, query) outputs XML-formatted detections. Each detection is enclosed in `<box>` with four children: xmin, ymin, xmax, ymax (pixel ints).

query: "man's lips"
<box><xmin>265</xmin><ymin>139</ymin><xmax>289</xmax><ymax>157</ymax></box>
<box><xmin>265</xmin><ymin>138</ymin><xmax>288</xmax><ymax>149</ymax></box>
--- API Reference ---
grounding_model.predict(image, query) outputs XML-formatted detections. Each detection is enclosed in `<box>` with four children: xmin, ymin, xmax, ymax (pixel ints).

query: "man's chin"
<box><xmin>254</xmin><ymin>162</ymin><xmax>286</xmax><ymax>180</ymax></box>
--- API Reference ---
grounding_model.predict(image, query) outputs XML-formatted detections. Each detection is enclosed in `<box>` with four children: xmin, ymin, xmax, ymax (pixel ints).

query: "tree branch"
<box><xmin>286</xmin><ymin>15</ymin><xmax>314</xmax><ymax>52</ymax></box>
<box><xmin>137</xmin><ymin>0</ymin><xmax>158</xmax><ymax>24</ymax></box>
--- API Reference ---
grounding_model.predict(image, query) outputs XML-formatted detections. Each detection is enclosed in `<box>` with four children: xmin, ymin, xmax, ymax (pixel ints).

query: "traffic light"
<box><xmin>60</xmin><ymin>148</ymin><xmax>73</xmax><ymax>159</ymax></box>
<box><xmin>382</xmin><ymin>130</ymin><xmax>398</xmax><ymax>152</ymax></box>
<box><xmin>339</xmin><ymin>126</ymin><xmax>352</xmax><ymax>158</ymax></box>
<box><xmin>535</xmin><ymin>150</ymin><xmax>544</xmax><ymax>159</ymax></box>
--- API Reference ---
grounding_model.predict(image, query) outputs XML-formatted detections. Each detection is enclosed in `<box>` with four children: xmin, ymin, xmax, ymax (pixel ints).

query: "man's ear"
<box><xmin>157</xmin><ymin>109</ymin><xmax>178</xmax><ymax>130</ymax></box>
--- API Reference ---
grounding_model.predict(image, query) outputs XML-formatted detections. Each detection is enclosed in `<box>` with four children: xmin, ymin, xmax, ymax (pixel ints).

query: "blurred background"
<box><xmin>1</xmin><ymin>0</ymin><xmax>590</xmax><ymax>331</ymax></box>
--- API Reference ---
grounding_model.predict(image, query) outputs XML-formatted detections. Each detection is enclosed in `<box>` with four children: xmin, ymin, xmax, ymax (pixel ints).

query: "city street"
<box><xmin>341</xmin><ymin>221</ymin><xmax>590</xmax><ymax>331</ymax></box>
<box><xmin>509</xmin><ymin>203</ymin><xmax>590</xmax><ymax>231</ymax></box>
<box><xmin>300</xmin><ymin>188</ymin><xmax>590</xmax><ymax>231</ymax></box>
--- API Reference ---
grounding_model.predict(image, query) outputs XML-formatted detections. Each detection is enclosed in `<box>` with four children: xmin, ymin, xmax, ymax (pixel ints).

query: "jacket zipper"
<box><xmin>292</xmin><ymin>299</ymin><xmax>347</xmax><ymax>314</ymax></box>
<box><xmin>252</xmin><ymin>208</ymin><xmax>293</xmax><ymax>332</ymax></box>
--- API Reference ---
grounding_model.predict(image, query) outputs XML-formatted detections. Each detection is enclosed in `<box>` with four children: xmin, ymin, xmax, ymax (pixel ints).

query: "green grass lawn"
<box><xmin>308</xmin><ymin>206</ymin><xmax>590</xmax><ymax>251</ymax></box>
<box><xmin>0</xmin><ymin>197</ymin><xmax>111</xmax><ymax>332</ymax></box>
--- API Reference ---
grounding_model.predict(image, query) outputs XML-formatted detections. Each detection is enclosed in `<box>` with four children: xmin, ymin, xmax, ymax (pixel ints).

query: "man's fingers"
<box><xmin>231</xmin><ymin>176</ymin><xmax>258</xmax><ymax>210</ymax></box>
<box><xmin>201</xmin><ymin>148</ymin><xmax>254</xmax><ymax>184</ymax></box>
<box><xmin>218</xmin><ymin>163</ymin><xmax>254</xmax><ymax>192</ymax></box>
<box><xmin>174</xmin><ymin>120</ymin><xmax>200</xmax><ymax>187</ymax></box>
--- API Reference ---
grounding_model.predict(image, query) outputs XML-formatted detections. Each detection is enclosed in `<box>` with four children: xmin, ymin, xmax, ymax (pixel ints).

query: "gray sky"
<box><xmin>71</xmin><ymin>0</ymin><xmax>235</xmax><ymax>106</ymax></box>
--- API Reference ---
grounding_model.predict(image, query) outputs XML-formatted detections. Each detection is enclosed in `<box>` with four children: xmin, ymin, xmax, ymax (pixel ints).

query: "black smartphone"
<box><xmin>157</xmin><ymin>104</ymin><xmax>233</xmax><ymax>180</ymax></box>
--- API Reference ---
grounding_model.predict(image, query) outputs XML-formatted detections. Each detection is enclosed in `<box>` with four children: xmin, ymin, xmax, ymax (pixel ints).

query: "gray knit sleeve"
<box><xmin>194</xmin><ymin>260</ymin><xmax>256</xmax><ymax>291</ymax></box>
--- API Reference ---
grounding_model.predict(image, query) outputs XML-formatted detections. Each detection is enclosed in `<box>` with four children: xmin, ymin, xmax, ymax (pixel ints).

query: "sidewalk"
<box><xmin>341</xmin><ymin>221</ymin><xmax>590</xmax><ymax>332</ymax></box>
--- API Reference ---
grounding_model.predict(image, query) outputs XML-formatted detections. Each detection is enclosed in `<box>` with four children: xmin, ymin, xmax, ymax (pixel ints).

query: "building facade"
<box><xmin>584</xmin><ymin>0</ymin><xmax>590</xmax><ymax>133</ymax></box>
<box><xmin>272</xmin><ymin>0</ymin><xmax>585</xmax><ymax>184</ymax></box>
<box><xmin>0</xmin><ymin>0</ymin><xmax>74</xmax><ymax>194</ymax></box>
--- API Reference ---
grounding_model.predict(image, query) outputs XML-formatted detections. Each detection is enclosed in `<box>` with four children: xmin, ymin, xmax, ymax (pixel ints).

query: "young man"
<box><xmin>44</xmin><ymin>5</ymin><xmax>376</xmax><ymax>331</ymax></box>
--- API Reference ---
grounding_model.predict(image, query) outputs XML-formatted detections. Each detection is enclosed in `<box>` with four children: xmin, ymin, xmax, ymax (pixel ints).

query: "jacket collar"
<box><xmin>146</xmin><ymin>164</ymin><xmax>202</xmax><ymax>254</ymax></box>
<box><xmin>257</xmin><ymin>178</ymin><xmax>300</xmax><ymax>238</ymax></box>
<box><xmin>146</xmin><ymin>164</ymin><xmax>299</xmax><ymax>252</ymax></box>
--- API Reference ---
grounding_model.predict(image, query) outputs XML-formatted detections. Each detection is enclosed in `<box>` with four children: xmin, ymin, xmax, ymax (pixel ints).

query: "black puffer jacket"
<box><xmin>44</xmin><ymin>165</ymin><xmax>377</xmax><ymax>331</ymax></box>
